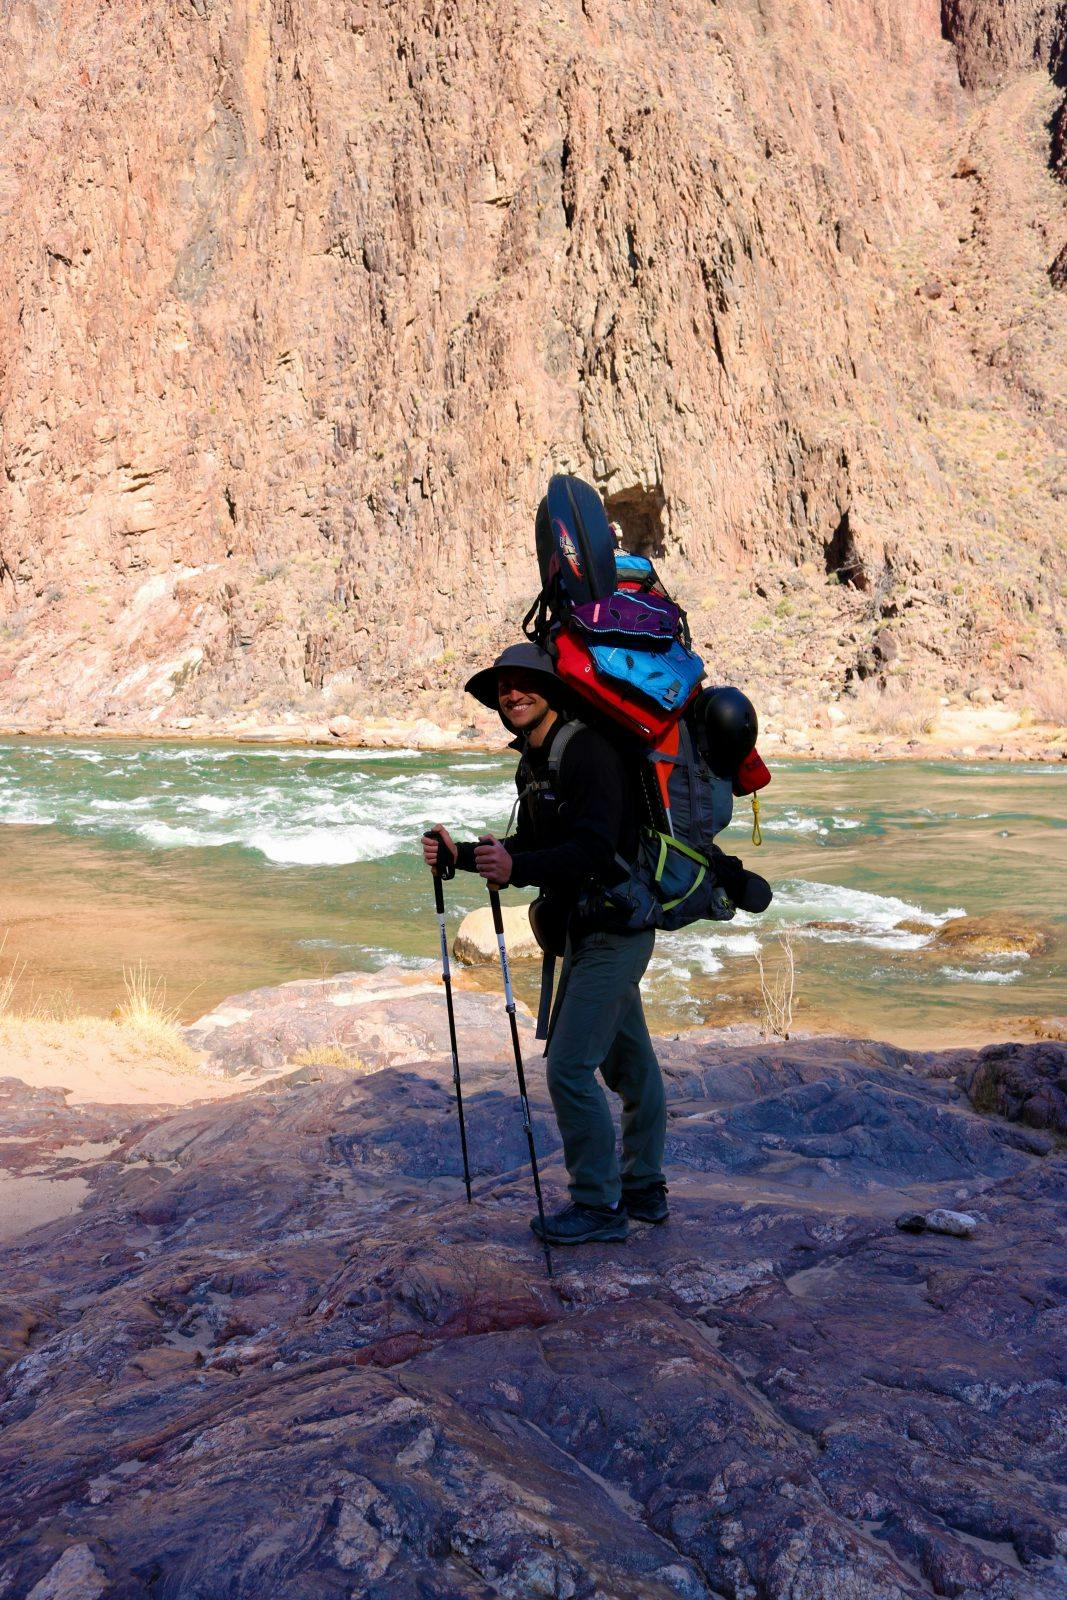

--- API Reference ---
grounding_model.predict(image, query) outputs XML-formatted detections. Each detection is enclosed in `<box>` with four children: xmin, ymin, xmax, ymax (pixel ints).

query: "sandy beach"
<box><xmin>1</xmin><ymin>698</ymin><xmax>1064</xmax><ymax>765</ymax></box>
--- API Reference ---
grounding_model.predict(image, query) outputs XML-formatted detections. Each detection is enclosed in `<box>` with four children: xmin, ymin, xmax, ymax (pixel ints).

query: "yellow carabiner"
<box><xmin>751</xmin><ymin>793</ymin><xmax>763</xmax><ymax>847</ymax></box>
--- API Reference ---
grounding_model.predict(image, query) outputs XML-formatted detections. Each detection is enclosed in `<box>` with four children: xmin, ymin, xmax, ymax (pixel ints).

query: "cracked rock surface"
<box><xmin>1</xmin><ymin>984</ymin><xmax>1065</xmax><ymax>1598</ymax></box>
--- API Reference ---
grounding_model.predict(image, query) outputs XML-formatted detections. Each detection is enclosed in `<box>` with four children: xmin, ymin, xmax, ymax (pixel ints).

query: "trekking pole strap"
<box><xmin>535</xmin><ymin>950</ymin><xmax>555</xmax><ymax>1040</ymax></box>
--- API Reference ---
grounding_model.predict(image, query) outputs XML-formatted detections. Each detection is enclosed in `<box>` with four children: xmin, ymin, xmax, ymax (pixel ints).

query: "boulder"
<box><xmin>183</xmin><ymin>968</ymin><xmax>526</xmax><ymax>1075</ymax></box>
<box><xmin>895</xmin><ymin>1209</ymin><xmax>978</xmax><ymax>1238</ymax></box>
<box><xmin>929</xmin><ymin>914</ymin><xmax>1051</xmax><ymax>959</ymax></box>
<box><xmin>967</xmin><ymin>1040</ymin><xmax>1067</xmax><ymax>1136</ymax></box>
<box><xmin>453</xmin><ymin>904</ymin><xmax>540</xmax><ymax>965</ymax></box>
<box><xmin>925</xmin><ymin>1208</ymin><xmax>978</xmax><ymax>1238</ymax></box>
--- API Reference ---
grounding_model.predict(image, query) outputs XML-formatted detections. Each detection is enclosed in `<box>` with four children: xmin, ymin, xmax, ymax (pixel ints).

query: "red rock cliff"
<box><xmin>0</xmin><ymin>0</ymin><xmax>1063</xmax><ymax>734</ymax></box>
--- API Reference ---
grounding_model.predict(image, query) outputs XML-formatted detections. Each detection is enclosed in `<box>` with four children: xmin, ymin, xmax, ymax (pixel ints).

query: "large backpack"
<box><xmin>522</xmin><ymin>475</ymin><xmax>771</xmax><ymax>935</ymax></box>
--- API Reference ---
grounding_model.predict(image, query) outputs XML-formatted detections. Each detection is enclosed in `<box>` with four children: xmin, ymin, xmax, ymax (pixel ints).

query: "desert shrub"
<box><xmin>1021</xmin><ymin>664</ymin><xmax>1067</xmax><ymax>728</ymax></box>
<box><xmin>116</xmin><ymin>961</ymin><xmax>198</xmax><ymax>1066</ymax></box>
<box><xmin>0</xmin><ymin>932</ymin><xmax>24</xmax><ymax>1015</ymax></box>
<box><xmin>755</xmin><ymin>931</ymin><xmax>796</xmax><ymax>1040</ymax></box>
<box><xmin>848</xmin><ymin>680</ymin><xmax>939</xmax><ymax>738</ymax></box>
<box><xmin>0</xmin><ymin>944</ymin><xmax>199</xmax><ymax>1068</ymax></box>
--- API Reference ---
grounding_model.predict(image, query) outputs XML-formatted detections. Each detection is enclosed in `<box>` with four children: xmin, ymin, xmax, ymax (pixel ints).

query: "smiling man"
<box><xmin>422</xmin><ymin>642</ymin><xmax>668</xmax><ymax>1246</ymax></box>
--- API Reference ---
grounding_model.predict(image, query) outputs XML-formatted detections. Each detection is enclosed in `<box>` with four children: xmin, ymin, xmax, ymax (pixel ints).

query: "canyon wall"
<box><xmin>0</xmin><ymin>0</ymin><xmax>1063</xmax><ymax>735</ymax></box>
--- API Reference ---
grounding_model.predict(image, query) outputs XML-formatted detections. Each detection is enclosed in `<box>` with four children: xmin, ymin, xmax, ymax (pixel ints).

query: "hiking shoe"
<box><xmin>530</xmin><ymin>1202</ymin><xmax>629</xmax><ymax>1245</ymax></box>
<box><xmin>623</xmin><ymin>1183</ymin><xmax>669</xmax><ymax>1225</ymax></box>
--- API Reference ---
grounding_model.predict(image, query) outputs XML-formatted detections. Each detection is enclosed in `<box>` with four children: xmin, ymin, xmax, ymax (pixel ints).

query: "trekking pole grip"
<box><xmin>423</xmin><ymin>827</ymin><xmax>455</xmax><ymax>885</ymax></box>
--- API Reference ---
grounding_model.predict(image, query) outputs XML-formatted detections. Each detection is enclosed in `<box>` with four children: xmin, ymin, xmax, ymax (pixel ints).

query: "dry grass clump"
<box><xmin>847</xmin><ymin>680</ymin><xmax>939</xmax><ymax>739</ymax></box>
<box><xmin>0</xmin><ymin>932</ymin><xmax>24</xmax><ymax>1015</ymax></box>
<box><xmin>289</xmin><ymin>1043</ymin><xmax>372</xmax><ymax>1073</ymax></box>
<box><xmin>114</xmin><ymin>961</ymin><xmax>197</xmax><ymax>1064</ymax></box>
<box><xmin>0</xmin><ymin>937</ymin><xmax>198</xmax><ymax>1069</ymax></box>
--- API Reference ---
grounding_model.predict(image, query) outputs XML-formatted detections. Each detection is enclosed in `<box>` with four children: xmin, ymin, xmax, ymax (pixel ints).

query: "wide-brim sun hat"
<box><xmin>464</xmin><ymin>642</ymin><xmax>560</xmax><ymax>710</ymax></box>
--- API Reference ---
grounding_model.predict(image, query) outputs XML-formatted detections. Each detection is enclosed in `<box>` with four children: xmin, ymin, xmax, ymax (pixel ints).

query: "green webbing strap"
<box><xmin>651</xmin><ymin>829</ymin><xmax>709</xmax><ymax>912</ymax></box>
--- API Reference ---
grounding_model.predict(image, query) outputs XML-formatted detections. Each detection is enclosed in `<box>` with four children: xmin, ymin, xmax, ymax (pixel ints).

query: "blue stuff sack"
<box><xmin>587</xmin><ymin>639</ymin><xmax>705</xmax><ymax>711</ymax></box>
<box><xmin>615</xmin><ymin>552</ymin><xmax>658</xmax><ymax>587</ymax></box>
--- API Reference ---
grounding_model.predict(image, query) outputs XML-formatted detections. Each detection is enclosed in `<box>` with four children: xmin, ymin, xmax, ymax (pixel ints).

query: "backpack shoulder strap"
<box><xmin>507</xmin><ymin>718</ymin><xmax>586</xmax><ymax>836</ymax></box>
<box><xmin>516</xmin><ymin>718</ymin><xmax>585</xmax><ymax>798</ymax></box>
<box><xmin>546</xmin><ymin>717</ymin><xmax>586</xmax><ymax>781</ymax></box>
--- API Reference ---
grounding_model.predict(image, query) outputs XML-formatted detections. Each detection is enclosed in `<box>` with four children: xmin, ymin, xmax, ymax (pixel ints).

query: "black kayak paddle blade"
<box><xmin>537</xmin><ymin>475</ymin><xmax>617</xmax><ymax>605</ymax></box>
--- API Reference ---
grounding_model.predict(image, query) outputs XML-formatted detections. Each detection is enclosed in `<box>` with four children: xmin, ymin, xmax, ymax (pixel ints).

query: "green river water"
<box><xmin>0</xmin><ymin>739</ymin><xmax>1062</xmax><ymax>1044</ymax></box>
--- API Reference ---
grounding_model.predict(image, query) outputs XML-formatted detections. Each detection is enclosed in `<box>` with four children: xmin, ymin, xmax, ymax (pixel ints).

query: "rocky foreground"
<box><xmin>1</xmin><ymin>975</ymin><xmax>1065</xmax><ymax>1599</ymax></box>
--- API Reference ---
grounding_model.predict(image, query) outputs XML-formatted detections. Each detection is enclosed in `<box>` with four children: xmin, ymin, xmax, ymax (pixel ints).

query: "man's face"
<box><xmin>497</xmin><ymin>669</ymin><xmax>552</xmax><ymax>733</ymax></box>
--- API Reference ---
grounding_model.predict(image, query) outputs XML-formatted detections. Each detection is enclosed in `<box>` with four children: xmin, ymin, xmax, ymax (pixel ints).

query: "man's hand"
<box><xmin>474</xmin><ymin>832</ymin><xmax>512</xmax><ymax>889</ymax></box>
<box><xmin>422</xmin><ymin>824</ymin><xmax>457</xmax><ymax>874</ymax></box>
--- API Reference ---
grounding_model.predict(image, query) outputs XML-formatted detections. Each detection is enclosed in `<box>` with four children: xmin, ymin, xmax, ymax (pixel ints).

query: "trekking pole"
<box><xmin>485</xmin><ymin>880</ymin><xmax>553</xmax><ymax>1277</ymax></box>
<box><xmin>423</xmin><ymin>830</ymin><xmax>472</xmax><ymax>1204</ymax></box>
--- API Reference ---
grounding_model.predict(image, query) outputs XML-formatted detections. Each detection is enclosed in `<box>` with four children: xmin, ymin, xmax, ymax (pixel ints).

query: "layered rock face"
<box><xmin>941</xmin><ymin>0</ymin><xmax>1066</xmax><ymax>87</ymax></box>
<box><xmin>1</xmin><ymin>981</ymin><xmax>1065</xmax><ymax>1596</ymax></box>
<box><xmin>0</xmin><ymin>0</ymin><xmax>1064</xmax><ymax>732</ymax></box>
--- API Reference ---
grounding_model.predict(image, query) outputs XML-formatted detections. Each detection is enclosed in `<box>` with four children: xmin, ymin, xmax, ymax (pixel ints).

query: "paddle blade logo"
<box><xmin>554</xmin><ymin>520</ymin><xmax>584</xmax><ymax>581</ymax></box>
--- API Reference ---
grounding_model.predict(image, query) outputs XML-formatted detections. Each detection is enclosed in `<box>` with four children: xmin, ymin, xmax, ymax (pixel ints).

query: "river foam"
<box><xmin>0</xmin><ymin>743</ymin><xmax>516</xmax><ymax>866</ymax></box>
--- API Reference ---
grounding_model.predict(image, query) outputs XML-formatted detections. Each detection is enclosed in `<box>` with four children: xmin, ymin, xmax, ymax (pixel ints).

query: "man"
<box><xmin>422</xmin><ymin>641</ymin><xmax>668</xmax><ymax>1245</ymax></box>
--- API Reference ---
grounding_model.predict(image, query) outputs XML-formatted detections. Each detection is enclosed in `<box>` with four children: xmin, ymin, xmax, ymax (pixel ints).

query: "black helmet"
<box><xmin>695</xmin><ymin>686</ymin><xmax>758</xmax><ymax>779</ymax></box>
<box><xmin>464</xmin><ymin>642</ymin><xmax>560</xmax><ymax>710</ymax></box>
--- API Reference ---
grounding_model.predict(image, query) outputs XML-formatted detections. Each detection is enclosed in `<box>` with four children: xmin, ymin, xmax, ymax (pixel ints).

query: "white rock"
<box><xmin>409</xmin><ymin>718</ymin><xmax>451</xmax><ymax>749</ymax></box>
<box><xmin>453</xmin><ymin>904</ymin><xmax>540</xmax><ymax>965</ymax></box>
<box><xmin>925</xmin><ymin>1209</ymin><xmax>978</xmax><ymax>1238</ymax></box>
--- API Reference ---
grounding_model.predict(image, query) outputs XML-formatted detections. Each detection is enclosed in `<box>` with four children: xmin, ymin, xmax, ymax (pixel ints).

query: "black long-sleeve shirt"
<box><xmin>455</xmin><ymin>717</ymin><xmax>638</xmax><ymax>900</ymax></box>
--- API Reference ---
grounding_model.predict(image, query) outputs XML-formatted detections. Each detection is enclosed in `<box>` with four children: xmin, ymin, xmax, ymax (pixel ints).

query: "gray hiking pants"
<box><xmin>545</xmin><ymin>927</ymin><xmax>666</xmax><ymax>1210</ymax></box>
